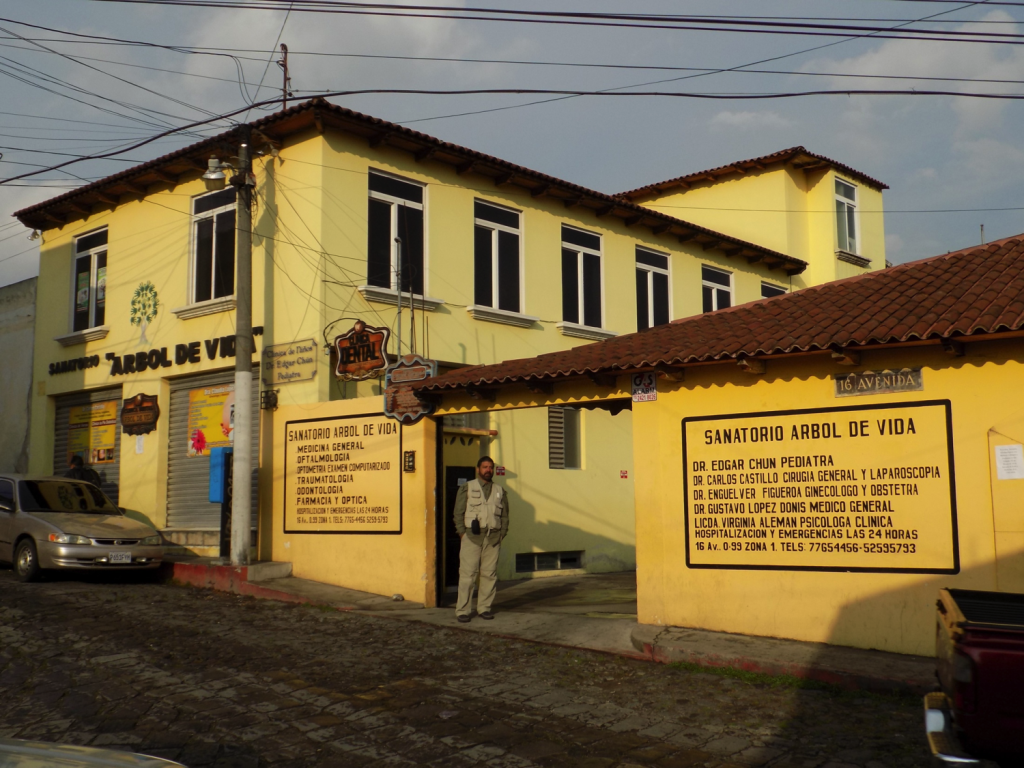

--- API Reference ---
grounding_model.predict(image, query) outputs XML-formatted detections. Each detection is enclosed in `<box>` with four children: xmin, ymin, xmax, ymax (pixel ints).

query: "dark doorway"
<box><xmin>443</xmin><ymin>466</ymin><xmax>477</xmax><ymax>594</ymax></box>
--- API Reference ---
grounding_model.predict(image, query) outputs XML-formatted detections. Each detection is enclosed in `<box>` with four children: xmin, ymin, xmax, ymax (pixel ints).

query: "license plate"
<box><xmin>109</xmin><ymin>551</ymin><xmax>132</xmax><ymax>564</ymax></box>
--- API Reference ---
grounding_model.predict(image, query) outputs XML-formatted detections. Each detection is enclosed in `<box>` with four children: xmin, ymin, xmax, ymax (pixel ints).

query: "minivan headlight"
<box><xmin>140</xmin><ymin>535</ymin><xmax>162</xmax><ymax>546</ymax></box>
<box><xmin>48</xmin><ymin>533</ymin><xmax>91</xmax><ymax>544</ymax></box>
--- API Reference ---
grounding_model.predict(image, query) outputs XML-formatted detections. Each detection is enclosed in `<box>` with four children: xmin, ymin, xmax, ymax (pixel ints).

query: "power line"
<box><xmin>84</xmin><ymin>1</ymin><xmax>1024</xmax><ymax>45</ymax></box>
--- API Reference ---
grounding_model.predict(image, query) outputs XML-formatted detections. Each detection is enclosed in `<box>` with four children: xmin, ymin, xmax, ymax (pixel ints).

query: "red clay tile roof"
<box><xmin>415</xmin><ymin>235</ymin><xmax>1024</xmax><ymax>393</ymax></box>
<box><xmin>13</xmin><ymin>99</ymin><xmax>805</xmax><ymax>274</ymax></box>
<box><xmin>617</xmin><ymin>146</ymin><xmax>888</xmax><ymax>200</ymax></box>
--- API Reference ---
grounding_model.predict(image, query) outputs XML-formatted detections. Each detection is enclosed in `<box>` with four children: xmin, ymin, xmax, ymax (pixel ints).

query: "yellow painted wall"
<box><xmin>264</xmin><ymin>398</ymin><xmax>438</xmax><ymax>606</ymax></box>
<box><xmin>486</xmin><ymin>407</ymin><xmax>636</xmax><ymax>579</ymax></box>
<box><xmin>632</xmin><ymin>339</ymin><xmax>1024</xmax><ymax>656</ymax></box>
<box><xmin>27</xmin><ymin>131</ymin><xmax>331</xmax><ymax>539</ymax></box>
<box><xmin>632</xmin><ymin>164</ymin><xmax>886</xmax><ymax>292</ymax></box>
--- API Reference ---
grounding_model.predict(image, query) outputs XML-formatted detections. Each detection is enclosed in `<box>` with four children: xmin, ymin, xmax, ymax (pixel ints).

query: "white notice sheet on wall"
<box><xmin>995</xmin><ymin>444</ymin><xmax>1024</xmax><ymax>480</ymax></box>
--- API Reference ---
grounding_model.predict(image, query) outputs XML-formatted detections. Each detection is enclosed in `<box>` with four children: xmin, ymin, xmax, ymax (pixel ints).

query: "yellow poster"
<box><xmin>683</xmin><ymin>401</ymin><xmax>958</xmax><ymax>574</ymax></box>
<box><xmin>67</xmin><ymin>401</ymin><xmax>118</xmax><ymax>465</ymax></box>
<box><xmin>187</xmin><ymin>385</ymin><xmax>234</xmax><ymax>457</ymax></box>
<box><xmin>284</xmin><ymin>414</ymin><xmax>402</xmax><ymax>533</ymax></box>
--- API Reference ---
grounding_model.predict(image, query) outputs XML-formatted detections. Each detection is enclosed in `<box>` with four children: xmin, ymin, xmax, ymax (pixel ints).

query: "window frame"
<box><xmin>367</xmin><ymin>169</ymin><xmax>427</xmax><ymax>294</ymax></box>
<box><xmin>560</xmin><ymin>225</ymin><xmax>604</xmax><ymax>329</ymax></box>
<box><xmin>835</xmin><ymin>177</ymin><xmax>859</xmax><ymax>255</ymax></box>
<box><xmin>548</xmin><ymin>405</ymin><xmax>582</xmax><ymax>470</ymax></box>
<box><xmin>701</xmin><ymin>265</ymin><xmax>733</xmax><ymax>313</ymax></box>
<box><xmin>635</xmin><ymin>246</ymin><xmax>671</xmax><ymax>331</ymax></box>
<box><xmin>70</xmin><ymin>227</ymin><xmax>108</xmax><ymax>333</ymax></box>
<box><xmin>761</xmin><ymin>282</ymin><xmax>787</xmax><ymax>299</ymax></box>
<box><xmin>473</xmin><ymin>199</ymin><xmax>524</xmax><ymax>314</ymax></box>
<box><xmin>189</xmin><ymin>189</ymin><xmax>237</xmax><ymax>305</ymax></box>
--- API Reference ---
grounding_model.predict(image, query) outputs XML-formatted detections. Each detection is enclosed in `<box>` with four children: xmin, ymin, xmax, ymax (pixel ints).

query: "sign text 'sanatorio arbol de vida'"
<box><xmin>683</xmin><ymin>401</ymin><xmax>958</xmax><ymax>574</ymax></box>
<box><xmin>284</xmin><ymin>414</ymin><xmax>402</xmax><ymax>534</ymax></box>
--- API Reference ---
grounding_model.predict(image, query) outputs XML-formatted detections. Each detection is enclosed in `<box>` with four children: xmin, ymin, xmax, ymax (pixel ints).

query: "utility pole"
<box><xmin>394</xmin><ymin>236</ymin><xmax>403</xmax><ymax>362</ymax></box>
<box><xmin>277</xmin><ymin>44</ymin><xmax>292</xmax><ymax>111</ymax></box>
<box><xmin>231</xmin><ymin>124</ymin><xmax>255</xmax><ymax>567</ymax></box>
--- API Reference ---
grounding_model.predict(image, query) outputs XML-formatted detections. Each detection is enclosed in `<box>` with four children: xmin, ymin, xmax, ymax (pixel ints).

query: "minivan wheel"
<box><xmin>14</xmin><ymin>539</ymin><xmax>40</xmax><ymax>582</ymax></box>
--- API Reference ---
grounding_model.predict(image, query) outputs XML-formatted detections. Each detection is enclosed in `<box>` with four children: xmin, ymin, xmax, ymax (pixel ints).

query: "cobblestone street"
<box><xmin>0</xmin><ymin>571</ymin><xmax>929</xmax><ymax>768</ymax></box>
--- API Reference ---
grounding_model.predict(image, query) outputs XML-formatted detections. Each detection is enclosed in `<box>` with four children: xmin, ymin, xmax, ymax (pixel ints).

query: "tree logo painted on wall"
<box><xmin>130</xmin><ymin>282</ymin><xmax>159</xmax><ymax>344</ymax></box>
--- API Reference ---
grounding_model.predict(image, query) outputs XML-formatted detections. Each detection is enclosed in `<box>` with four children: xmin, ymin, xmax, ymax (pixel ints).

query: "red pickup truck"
<box><xmin>925</xmin><ymin>588</ymin><xmax>1024</xmax><ymax>765</ymax></box>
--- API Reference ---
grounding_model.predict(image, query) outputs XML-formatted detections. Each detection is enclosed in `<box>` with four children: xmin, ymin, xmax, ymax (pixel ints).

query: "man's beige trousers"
<box><xmin>456</xmin><ymin>530</ymin><xmax>501</xmax><ymax>616</ymax></box>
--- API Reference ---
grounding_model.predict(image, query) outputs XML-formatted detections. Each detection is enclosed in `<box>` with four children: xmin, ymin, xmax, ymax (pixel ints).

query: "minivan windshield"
<box><xmin>18</xmin><ymin>480</ymin><xmax>120</xmax><ymax>514</ymax></box>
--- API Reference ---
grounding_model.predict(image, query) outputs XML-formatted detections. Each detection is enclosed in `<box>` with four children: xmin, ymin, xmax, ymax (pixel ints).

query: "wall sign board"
<box><xmin>284</xmin><ymin>413</ymin><xmax>402</xmax><ymax>534</ymax></box>
<box><xmin>834</xmin><ymin>368</ymin><xmax>923</xmax><ymax>398</ymax></box>
<box><xmin>682</xmin><ymin>400</ymin><xmax>958</xmax><ymax>574</ymax></box>
<box><xmin>68</xmin><ymin>401</ymin><xmax>118</xmax><ymax>465</ymax></box>
<box><xmin>121</xmin><ymin>393</ymin><xmax>160</xmax><ymax>435</ymax></box>
<box><xmin>262</xmin><ymin>339</ymin><xmax>317</xmax><ymax>386</ymax></box>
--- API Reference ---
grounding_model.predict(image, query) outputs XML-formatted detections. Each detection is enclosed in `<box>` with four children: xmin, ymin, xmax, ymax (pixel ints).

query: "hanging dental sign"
<box><xmin>334</xmin><ymin>320</ymin><xmax>391</xmax><ymax>381</ymax></box>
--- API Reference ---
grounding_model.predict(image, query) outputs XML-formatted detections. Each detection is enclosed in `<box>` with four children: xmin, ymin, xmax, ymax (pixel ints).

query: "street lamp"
<box><xmin>202</xmin><ymin>156</ymin><xmax>232</xmax><ymax>192</ymax></box>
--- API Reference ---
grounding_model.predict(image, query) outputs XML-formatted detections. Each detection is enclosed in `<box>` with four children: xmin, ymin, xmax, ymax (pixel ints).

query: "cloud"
<box><xmin>709</xmin><ymin>110</ymin><xmax>790</xmax><ymax>129</ymax></box>
<box><xmin>805</xmin><ymin>10</ymin><xmax>1024</xmax><ymax>135</ymax></box>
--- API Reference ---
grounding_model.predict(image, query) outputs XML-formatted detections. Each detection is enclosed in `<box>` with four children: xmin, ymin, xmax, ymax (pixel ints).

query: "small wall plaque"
<box><xmin>834</xmin><ymin>368</ymin><xmax>923</xmax><ymax>398</ymax></box>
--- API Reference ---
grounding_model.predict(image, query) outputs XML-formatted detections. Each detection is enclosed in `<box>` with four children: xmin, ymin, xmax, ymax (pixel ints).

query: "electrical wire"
<box><xmin>84</xmin><ymin>1</ymin><xmax>1024</xmax><ymax>45</ymax></box>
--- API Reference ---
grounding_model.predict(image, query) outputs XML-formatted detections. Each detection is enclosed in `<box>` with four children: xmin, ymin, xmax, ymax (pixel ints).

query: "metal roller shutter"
<box><xmin>53</xmin><ymin>388</ymin><xmax>123</xmax><ymax>505</ymax></box>
<box><xmin>166</xmin><ymin>369</ymin><xmax>259</xmax><ymax>531</ymax></box>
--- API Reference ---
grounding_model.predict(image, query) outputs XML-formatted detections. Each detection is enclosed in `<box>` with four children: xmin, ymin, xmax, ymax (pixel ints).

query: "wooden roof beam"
<box><xmin>651</xmin><ymin>223</ymin><xmax>671</xmax><ymax>235</ymax></box>
<box><xmin>40</xmin><ymin>211</ymin><xmax>64</xmax><ymax>225</ymax></box>
<box><xmin>701</xmin><ymin>239</ymin><xmax>723</xmax><ymax>251</ymax></box>
<box><xmin>312</xmin><ymin>109</ymin><xmax>325</xmax><ymax>135</ymax></box>
<box><xmin>623</xmin><ymin>214</ymin><xmax>644</xmax><ymax>228</ymax></box>
<box><xmin>526</xmin><ymin>381</ymin><xmax>554</xmax><ymax>395</ymax></box>
<box><xmin>676</xmin><ymin>232</ymin><xmax>698</xmax><ymax>244</ymax></box>
<box><xmin>465</xmin><ymin>386</ymin><xmax>497</xmax><ymax>402</ymax></box>
<box><xmin>588</xmin><ymin>372</ymin><xmax>617</xmax><ymax>388</ymax></box>
<box><xmin>531</xmin><ymin>184</ymin><xmax>552</xmax><ymax>199</ymax></box>
<box><xmin>150</xmin><ymin>170</ymin><xmax>176</xmax><ymax>186</ymax></box>
<box><xmin>368</xmin><ymin>131</ymin><xmax>391</xmax><ymax>148</ymax></box>
<box><xmin>415</xmin><ymin>146</ymin><xmax>437</xmax><ymax>162</ymax></box>
<box><xmin>93</xmin><ymin>192</ymin><xmax>119</xmax><ymax>207</ymax></box>
<box><xmin>595</xmin><ymin>204</ymin><xmax>617</xmax><ymax>218</ymax></box>
<box><xmin>564</xmin><ymin>197</ymin><xmax>585</xmax><ymax>210</ymax></box>
<box><xmin>456</xmin><ymin>160</ymin><xmax>477</xmax><ymax>176</ymax></box>
<box><xmin>65</xmin><ymin>202</ymin><xmax>91</xmax><ymax>216</ymax></box>
<box><xmin>493</xmin><ymin>172</ymin><xmax>515</xmax><ymax>187</ymax></box>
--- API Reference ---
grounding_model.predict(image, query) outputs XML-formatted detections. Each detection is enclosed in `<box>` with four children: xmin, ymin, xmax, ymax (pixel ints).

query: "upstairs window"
<box><xmin>72</xmin><ymin>228</ymin><xmax>107</xmax><ymax>331</ymax></box>
<box><xmin>761</xmin><ymin>282</ymin><xmax>786</xmax><ymax>299</ymax></box>
<box><xmin>367</xmin><ymin>170</ymin><xmax>424</xmax><ymax>294</ymax></box>
<box><xmin>561</xmin><ymin>225</ymin><xmax>602</xmax><ymax>328</ymax></box>
<box><xmin>636</xmin><ymin>247</ymin><xmax>670</xmax><ymax>331</ymax></box>
<box><xmin>474</xmin><ymin>201</ymin><xmax>521</xmax><ymax>313</ymax></box>
<box><xmin>835</xmin><ymin>179</ymin><xmax>858</xmax><ymax>254</ymax></box>
<box><xmin>191</xmin><ymin>188</ymin><xmax>236</xmax><ymax>304</ymax></box>
<box><xmin>702</xmin><ymin>265</ymin><xmax>732</xmax><ymax>313</ymax></box>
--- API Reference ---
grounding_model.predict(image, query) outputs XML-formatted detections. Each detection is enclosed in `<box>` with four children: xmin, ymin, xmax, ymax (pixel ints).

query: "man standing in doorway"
<box><xmin>453</xmin><ymin>456</ymin><xmax>509</xmax><ymax>622</ymax></box>
<box><xmin>64</xmin><ymin>455</ymin><xmax>102</xmax><ymax>487</ymax></box>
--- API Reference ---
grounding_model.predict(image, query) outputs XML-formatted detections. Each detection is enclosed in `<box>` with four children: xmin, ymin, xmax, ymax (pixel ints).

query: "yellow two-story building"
<box><xmin>15</xmin><ymin>99</ymin><xmax>886</xmax><ymax>601</ymax></box>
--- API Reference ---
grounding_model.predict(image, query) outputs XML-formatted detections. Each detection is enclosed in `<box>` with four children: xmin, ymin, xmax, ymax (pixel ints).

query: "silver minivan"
<box><xmin>0</xmin><ymin>475</ymin><xmax>163</xmax><ymax>582</ymax></box>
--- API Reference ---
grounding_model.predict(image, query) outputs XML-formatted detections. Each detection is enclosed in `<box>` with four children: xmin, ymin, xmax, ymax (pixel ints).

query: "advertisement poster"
<box><xmin>67</xmin><ymin>401</ymin><xmax>118</xmax><ymax>466</ymax></box>
<box><xmin>283</xmin><ymin>414</ymin><xmax>402</xmax><ymax>534</ymax></box>
<box><xmin>187</xmin><ymin>384</ymin><xmax>234</xmax><ymax>457</ymax></box>
<box><xmin>682</xmin><ymin>401</ymin><xmax>958</xmax><ymax>574</ymax></box>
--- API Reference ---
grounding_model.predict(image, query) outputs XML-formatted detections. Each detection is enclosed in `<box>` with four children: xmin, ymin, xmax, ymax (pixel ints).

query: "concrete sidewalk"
<box><xmin>161</xmin><ymin>557</ymin><xmax>935</xmax><ymax>695</ymax></box>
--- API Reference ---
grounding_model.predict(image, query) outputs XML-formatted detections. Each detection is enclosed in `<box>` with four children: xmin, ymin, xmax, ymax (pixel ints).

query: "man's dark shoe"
<box><xmin>479</xmin><ymin>611</ymin><xmax>495</xmax><ymax>620</ymax></box>
<box><xmin>457</xmin><ymin>614</ymin><xmax>471</xmax><ymax>623</ymax></box>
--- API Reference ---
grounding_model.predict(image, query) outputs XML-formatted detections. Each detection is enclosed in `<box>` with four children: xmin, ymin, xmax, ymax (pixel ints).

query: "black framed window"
<box><xmin>72</xmin><ymin>228</ymin><xmax>108</xmax><ymax>332</ymax></box>
<box><xmin>561</xmin><ymin>225</ymin><xmax>602</xmax><ymax>328</ymax></box>
<box><xmin>367</xmin><ymin>170</ymin><xmax>424</xmax><ymax>294</ymax></box>
<box><xmin>761</xmin><ymin>282</ymin><xmax>787</xmax><ymax>299</ymax></box>
<box><xmin>636</xmin><ymin>247</ymin><xmax>669</xmax><ymax>331</ymax></box>
<box><xmin>191</xmin><ymin>188</ymin><xmax>236</xmax><ymax>304</ymax></box>
<box><xmin>473</xmin><ymin>201</ymin><xmax>521</xmax><ymax>313</ymax></box>
<box><xmin>701</xmin><ymin>265</ymin><xmax>732</xmax><ymax>313</ymax></box>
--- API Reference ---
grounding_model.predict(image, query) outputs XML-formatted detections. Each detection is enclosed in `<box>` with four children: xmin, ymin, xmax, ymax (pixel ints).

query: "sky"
<box><xmin>1</xmin><ymin>0</ymin><xmax>1023</xmax><ymax>286</ymax></box>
